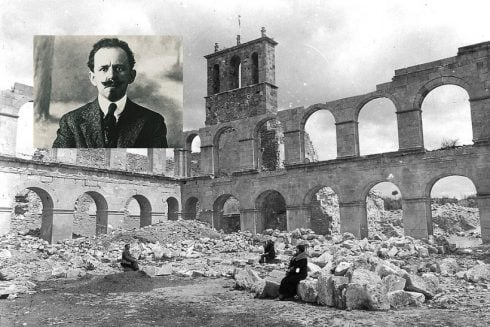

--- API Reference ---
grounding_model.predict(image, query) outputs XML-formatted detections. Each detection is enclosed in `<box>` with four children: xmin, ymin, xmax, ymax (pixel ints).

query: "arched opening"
<box><xmin>186</xmin><ymin>134</ymin><xmax>201</xmax><ymax>177</ymax></box>
<box><xmin>15</xmin><ymin>101</ymin><xmax>35</xmax><ymax>158</ymax></box>
<box><xmin>421</xmin><ymin>85</ymin><xmax>472</xmax><ymax>150</ymax></box>
<box><xmin>303</xmin><ymin>109</ymin><xmax>336</xmax><ymax>161</ymax></box>
<box><xmin>184</xmin><ymin>197</ymin><xmax>200</xmax><ymax>220</ymax></box>
<box><xmin>256</xmin><ymin>119</ymin><xmax>285</xmax><ymax>171</ymax></box>
<box><xmin>363</xmin><ymin>182</ymin><xmax>404</xmax><ymax>239</ymax></box>
<box><xmin>430</xmin><ymin>176</ymin><xmax>480</xmax><ymax>246</ymax></box>
<box><xmin>256</xmin><ymin>190</ymin><xmax>287</xmax><ymax>232</ymax></box>
<box><xmin>166</xmin><ymin>197</ymin><xmax>179</xmax><ymax>221</ymax></box>
<box><xmin>215</xmin><ymin>127</ymin><xmax>239</xmax><ymax>176</ymax></box>
<box><xmin>230</xmin><ymin>55</ymin><xmax>241</xmax><ymax>89</ymax></box>
<box><xmin>213</xmin><ymin>195</ymin><xmax>241</xmax><ymax>233</ymax></box>
<box><xmin>73</xmin><ymin>191</ymin><xmax>108</xmax><ymax>237</ymax></box>
<box><xmin>126</xmin><ymin>148</ymin><xmax>149</xmax><ymax>173</ymax></box>
<box><xmin>358</xmin><ymin>98</ymin><xmax>398</xmax><ymax>155</ymax></box>
<box><xmin>212</xmin><ymin>64</ymin><xmax>220</xmax><ymax>94</ymax></box>
<box><xmin>124</xmin><ymin>195</ymin><xmax>152</xmax><ymax>229</ymax></box>
<box><xmin>11</xmin><ymin>187</ymin><xmax>53</xmax><ymax>242</ymax></box>
<box><xmin>306</xmin><ymin>186</ymin><xmax>340</xmax><ymax>235</ymax></box>
<box><xmin>251</xmin><ymin>52</ymin><xmax>259</xmax><ymax>84</ymax></box>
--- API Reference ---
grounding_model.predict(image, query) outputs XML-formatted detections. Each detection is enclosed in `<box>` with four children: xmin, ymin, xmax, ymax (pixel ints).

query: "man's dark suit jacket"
<box><xmin>52</xmin><ymin>98</ymin><xmax>167</xmax><ymax>148</ymax></box>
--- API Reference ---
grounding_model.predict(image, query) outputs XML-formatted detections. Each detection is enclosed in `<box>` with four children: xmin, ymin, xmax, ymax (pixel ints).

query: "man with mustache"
<box><xmin>52</xmin><ymin>38</ymin><xmax>168</xmax><ymax>148</ymax></box>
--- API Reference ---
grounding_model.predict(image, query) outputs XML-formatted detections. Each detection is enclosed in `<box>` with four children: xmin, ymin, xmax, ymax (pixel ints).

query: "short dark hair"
<box><xmin>296</xmin><ymin>244</ymin><xmax>306</xmax><ymax>252</ymax></box>
<box><xmin>87</xmin><ymin>38</ymin><xmax>136</xmax><ymax>72</ymax></box>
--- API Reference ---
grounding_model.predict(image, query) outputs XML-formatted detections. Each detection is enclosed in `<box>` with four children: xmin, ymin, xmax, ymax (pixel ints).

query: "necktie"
<box><xmin>103</xmin><ymin>103</ymin><xmax>117</xmax><ymax>147</ymax></box>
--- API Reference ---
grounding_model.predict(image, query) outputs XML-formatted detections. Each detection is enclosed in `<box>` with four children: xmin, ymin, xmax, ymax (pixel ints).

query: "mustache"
<box><xmin>102</xmin><ymin>80</ymin><xmax>121</xmax><ymax>87</ymax></box>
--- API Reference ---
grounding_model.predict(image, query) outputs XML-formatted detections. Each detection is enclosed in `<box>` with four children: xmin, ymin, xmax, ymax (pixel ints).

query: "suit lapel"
<box><xmin>80</xmin><ymin>99</ymin><xmax>105</xmax><ymax>147</ymax></box>
<box><xmin>117</xmin><ymin>99</ymin><xmax>145</xmax><ymax>147</ymax></box>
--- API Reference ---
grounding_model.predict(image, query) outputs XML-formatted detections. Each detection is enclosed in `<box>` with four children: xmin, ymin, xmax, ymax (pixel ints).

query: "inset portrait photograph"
<box><xmin>33</xmin><ymin>35</ymin><xmax>183</xmax><ymax>148</ymax></box>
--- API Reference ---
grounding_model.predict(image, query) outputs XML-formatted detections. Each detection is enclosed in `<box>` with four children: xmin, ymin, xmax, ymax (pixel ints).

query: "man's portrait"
<box><xmin>33</xmin><ymin>35</ymin><xmax>183</xmax><ymax>148</ymax></box>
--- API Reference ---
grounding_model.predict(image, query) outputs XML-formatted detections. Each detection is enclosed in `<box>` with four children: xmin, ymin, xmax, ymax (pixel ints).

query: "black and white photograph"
<box><xmin>34</xmin><ymin>35</ymin><xmax>183</xmax><ymax>148</ymax></box>
<box><xmin>1</xmin><ymin>1</ymin><xmax>490</xmax><ymax>326</ymax></box>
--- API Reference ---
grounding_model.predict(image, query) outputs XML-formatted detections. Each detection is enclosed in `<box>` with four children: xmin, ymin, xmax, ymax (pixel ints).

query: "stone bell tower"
<box><xmin>204</xmin><ymin>27</ymin><xmax>278</xmax><ymax>125</ymax></box>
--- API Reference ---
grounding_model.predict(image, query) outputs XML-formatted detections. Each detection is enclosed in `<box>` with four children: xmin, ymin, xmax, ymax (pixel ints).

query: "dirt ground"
<box><xmin>1</xmin><ymin>272</ymin><xmax>488</xmax><ymax>327</ymax></box>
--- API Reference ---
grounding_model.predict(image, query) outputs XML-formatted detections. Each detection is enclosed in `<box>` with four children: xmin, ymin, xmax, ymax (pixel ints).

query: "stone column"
<box><xmin>148</xmin><ymin>148</ymin><xmax>166</xmax><ymax>174</ymax></box>
<box><xmin>173</xmin><ymin>149</ymin><xmax>186</xmax><ymax>177</ymax></box>
<box><xmin>402</xmin><ymin>197</ymin><xmax>431</xmax><ymax>240</ymax></box>
<box><xmin>283</xmin><ymin>130</ymin><xmax>303</xmax><ymax>165</ymax></box>
<box><xmin>470</xmin><ymin>96</ymin><xmax>490</xmax><ymax>145</ymax></box>
<box><xmin>477</xmin><ymin>193</ymin><xmax>490</xmax><ymax>243</ymax></box>
<box><xmin>0</xmin><ymin>206</ymin><xmax>11</xmax><ymax>236</ymax></box>
<box><xmin>396</xmin><ymin>109</ymin><xmax>424</xmax><ymax>151</ymax></box>
<box><xmin>106</xmin><ymin>149</ymin><xmax>127</xmax><ymax>170</ymax></box>
<box><xmin>286</xmin><ymin>205</ymin><xmax>310</xmax><ymax>231</ymax></box>
<box><xmin>240</xmin><ymin>209</ymin><xmax>258</xmax><ymax>233</ymax></box>
<box><xmin>49</xmin><ymin>208</ymin><xmax>74</xmax><ymax>243</ymax></box>
<box><xmin>336</xmin><ymin>121</ymin><xmax>359</xmax><ymax>158</ymax></box>
<box><xmin>339</xmin><ymin>201</ymin><xmax>366</xmax><ymax>238</ymax></box>
<box><xmin>200</xmin><ymin>145</ymin><xmax>213</xmax><ymax>175</ymax></box>
<box><xmin>238</xmin><ymin>138</ymin><xmax>256</xmax><ymax>170</ymax></box>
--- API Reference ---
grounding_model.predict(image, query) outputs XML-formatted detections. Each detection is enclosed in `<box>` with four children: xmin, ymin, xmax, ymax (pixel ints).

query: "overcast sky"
<box><xmin>2</xmin><ymin>0</ymin><xmax>489</xmax><ymax>197</ymax></box>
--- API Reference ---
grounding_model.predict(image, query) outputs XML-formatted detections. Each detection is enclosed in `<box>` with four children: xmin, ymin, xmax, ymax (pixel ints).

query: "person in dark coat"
<box><xmin>121</xmin><ymin>244</ymin><xmax>139</xmax><ymax>271</ymax></box>
<box><xmin>278</xmin><ymin>244</ymin><xmax>308</xmax><ymax>300</ymax></box>
<box><xmin>259</xmin><ymin>239</ymin><xmax>276</xmax><ymax>264</ymax></box>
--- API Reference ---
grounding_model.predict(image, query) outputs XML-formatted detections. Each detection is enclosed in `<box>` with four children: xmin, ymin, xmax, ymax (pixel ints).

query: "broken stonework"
<box><xmin>438</xmin><ymin>258</ymin><xmax>461</xmax><ymax>276</ymax></box>
<box><xmin>403</xmin><ymin>273</ymin><xmax>438</xmax><ymax>299</ymax></box>
<box><xmin>234</xmin><ymin>268</ymin><xmax>261</xmax><ymax>290</ymax></box>
<box><xmin>387</xmin><ymin>290</ymin><xmax>425</xmax><ymax>308</ymax></box>
<box><xmin>382</xmin><ymin>274</ymin><xmax>406</xmax><ymax>293</ymax></box>
<box><xmin>297</xmin><ymin>279</ymin><xmax>318</xmax><ymax>303</ymax></box>
<box><xmin>462</xmin><ymin>264</ymin><xmax>490</xmax><ymax>283</ymax></box>
<box><xmin>345</xmin><ymin>268</ymin><xmax>389</xmax><ymax>311</ymax></box>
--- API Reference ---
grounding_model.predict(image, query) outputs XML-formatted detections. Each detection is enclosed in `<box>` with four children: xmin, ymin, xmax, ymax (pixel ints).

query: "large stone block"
<box><xmin>297</xmin><ymin>279</ymin><xmax>318</xmax><ymax>303</ymax></box>
<box><xmin>345</xmin><ymin>268</ymin><xmax>389</xmax><ymax>311</ymax></box>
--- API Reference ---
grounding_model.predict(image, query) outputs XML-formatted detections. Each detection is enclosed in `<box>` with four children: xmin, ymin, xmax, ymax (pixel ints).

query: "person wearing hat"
<box><xmin>278</xmin><ymin>243</ymin><xmax>308</xmax><ymax>300</ymax></box>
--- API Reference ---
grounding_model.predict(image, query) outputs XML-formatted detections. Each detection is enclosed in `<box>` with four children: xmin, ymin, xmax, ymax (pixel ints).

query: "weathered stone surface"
<box><xmin>316</xmin><ymin>270</ymin><xmax>334</xmax><ymax>306</ymax></box>
<box><xmin>307</xmin><ymin>262</ymin><xmax>321</xmax><ymax>277</ymax></box>
<box><xmin>387</xmin><ymin>290</ymin><xmax>425</xmax><ymax>308</ymax></box>
<box><xmin>464</xmin><ymin>264</ymin><xmax>490</xmax><ymax>283</ymax></box>
<box><xmin>345</xmin><ymin>269</ymin><xmax>389</xmax><ymax>311</ymax></box>
<box><xmin>375</xmin><ymin>261</ymin><xmax>403</xmax><ymax>278</ymax></box>
<box><xmin>334</xmin><ymin>262</ymin><xmax>352</xmax><ymax>276</ymax></box>
<box><xmin>403</xmin><ymin>273</ymin><xmax>435</xmax><ymax>299</ymax></box>
<box><xmin>234</xmin><ymin>268</ymin><xmax>261</xmax><ymax>290</ymax></box>
<box><xmin>312</xmin><ymin>251</ymin><xmax>333</xmax><ymax>268</ymax></box>
<box><xmin>438</xmin><ymin>258</ymin><xmax>461</xmax><ymax>276</ymax></box>
<box><xmin>255</xmin><ymin>280</ymin><xmax>280</xmax><ymax>299</ymax></box>
<box><xmin>382</xmin><ymin>274</ymin><xmax>406</xmax><ymax>293</ymax></box>
<box><xmin>297</xmin><ymin>279</ymin><xmax>318</xmax><ymax>303</ymax></box>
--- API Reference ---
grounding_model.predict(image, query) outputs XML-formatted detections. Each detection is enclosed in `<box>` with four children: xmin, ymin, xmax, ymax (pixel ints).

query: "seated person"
<box><xmin>259</xmin><ymin>240</ymin><xmax>276</xmax><ymax>264</ymax></box>
<box><xmin>278</xmin><ymin>244</ymin><xmax>308</xmax><ymax>300</ymax></box>
<box><xmin>121</xmin><ymin>244</ymin><xmax>139</xmax><ymax>271</ymax></box>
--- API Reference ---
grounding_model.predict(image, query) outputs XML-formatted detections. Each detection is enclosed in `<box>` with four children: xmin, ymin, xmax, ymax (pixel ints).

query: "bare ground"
<box><xmin>1</xmin><ymin>273</ymin><xmax>488</xmax><ymax>327</ymax></box>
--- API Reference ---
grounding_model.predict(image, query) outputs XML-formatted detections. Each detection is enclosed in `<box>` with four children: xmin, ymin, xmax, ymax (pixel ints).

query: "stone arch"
<box><xmin>360</xmin><ymin>180</ymin><xmax>404</xmax><ymax>239</ymax></box>
<box><xmin>166</xmin><ymin>197</ymin><xmax>179</xmax><ymax>221</ymax></box>
<box><xmin>251</xmin><ymin>52</ymin><xmax>259</xmax><ymax>84</ymax></box>
<box><xmin>255</xmin><ymin>190</ymin><xmax>287</xmax><ymax>232</ymax></box>
<box><xmin>213</xmin><ymin>194</ymin><xmax>241</xmax><ymax>233</ymax></box>
<box><xmin>420</xmin><ymin>84</ymin><xmax>472</xmax><ymax>150</ymax></box>
<box><xmin>413</xmin><ymin>76</ymin><xmax>473</xmax><ymax>111</ymax></box>
<box><xmin>301</xmin><ymin>104</ymin><xmax>338</xmax><ymax>161</ymax></box>
<box><xmin>427</xmin><ymin>175</ymin><xmax>480</xmax><ymax>244</ymax></box>
<box><xmin>304</xmin><ymin>185</ymin><xmax>340</xmax><ymax>235</ymax></box>
<box><xmin>213</xmin><ymin>125</ymin><xmax>239</xmax><ymax>176</ymax></box>
<box><xmin>230</xmin><ymin>55</ymin><xmax>241</xmax><ymax>89</ymax></box>
<box><xmin>73</xmin><ymin>191</ymin><xmax>108</xmax><ymax>237</ymax></box>
<box><xmin>185</xmin><ymin>133</ymin><xmax>201</xmax><ymax>176</ymax></box>
<box><xmin>354</xmin><ymin>92</ymin><xmax>401</xmax><ymax>117</ymax></box>
<box><xmin>11</xmin><ymin>186</ymin><xmax>54</xmax><ymax>242</ymax></box>
<box><xmin>255</xmin><ymin>117</ymin><xmax>285</xmax><ymax>171</ymax></box>
<box><xmin>124</xmin><ymin>194</ymin><xmax>152</xmax><ymax>229</ymax></box>
<box><xmin>184</xmin><ymin>196</ymin><xmax>200</xmax><ymax>220</ymax></box>
<box><xmin>356</xmin><ymin>96</ymin><xmax>399</xmax><ymax>155</ymax></box>
<box><xmin>212</xmin><ymin>63</ymin><xmax>220</xmax><ymax>94</ymax></box>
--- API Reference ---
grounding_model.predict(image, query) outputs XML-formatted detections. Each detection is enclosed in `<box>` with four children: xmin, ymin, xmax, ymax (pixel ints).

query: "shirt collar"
<box><xmin>98</xmin><ymin>94</ymin><xmax>127</xmax><ymax>121</ymax></box>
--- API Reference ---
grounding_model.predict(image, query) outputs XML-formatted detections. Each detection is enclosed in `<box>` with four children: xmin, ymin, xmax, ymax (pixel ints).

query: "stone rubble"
<box><xmin>1</xmin><ymin>216</ymin><xmax>489</xmax><ymax>312</ymax></box>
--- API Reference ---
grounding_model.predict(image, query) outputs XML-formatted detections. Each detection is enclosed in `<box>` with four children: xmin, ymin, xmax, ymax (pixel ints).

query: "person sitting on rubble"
<box><xmin>121</xmin><ymin>244</ymin><xmax>139</xmax><ymax>271</ymax></box>
<box><xmin>259</xmin><ymin>239</ymin><xmax>276</xmax><ymax>264</ymax></box>
<box><xmin>278</xmin><ymin>244</ymin><xmax>308</xmax><ymax>301</ymax></box>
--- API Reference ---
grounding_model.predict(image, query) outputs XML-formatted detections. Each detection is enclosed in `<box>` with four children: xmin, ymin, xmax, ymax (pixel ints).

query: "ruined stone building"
<box><xmin>1</xmin><ymin>31</ymin><xmax>489</xmax><ymax>244</ymax></box>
